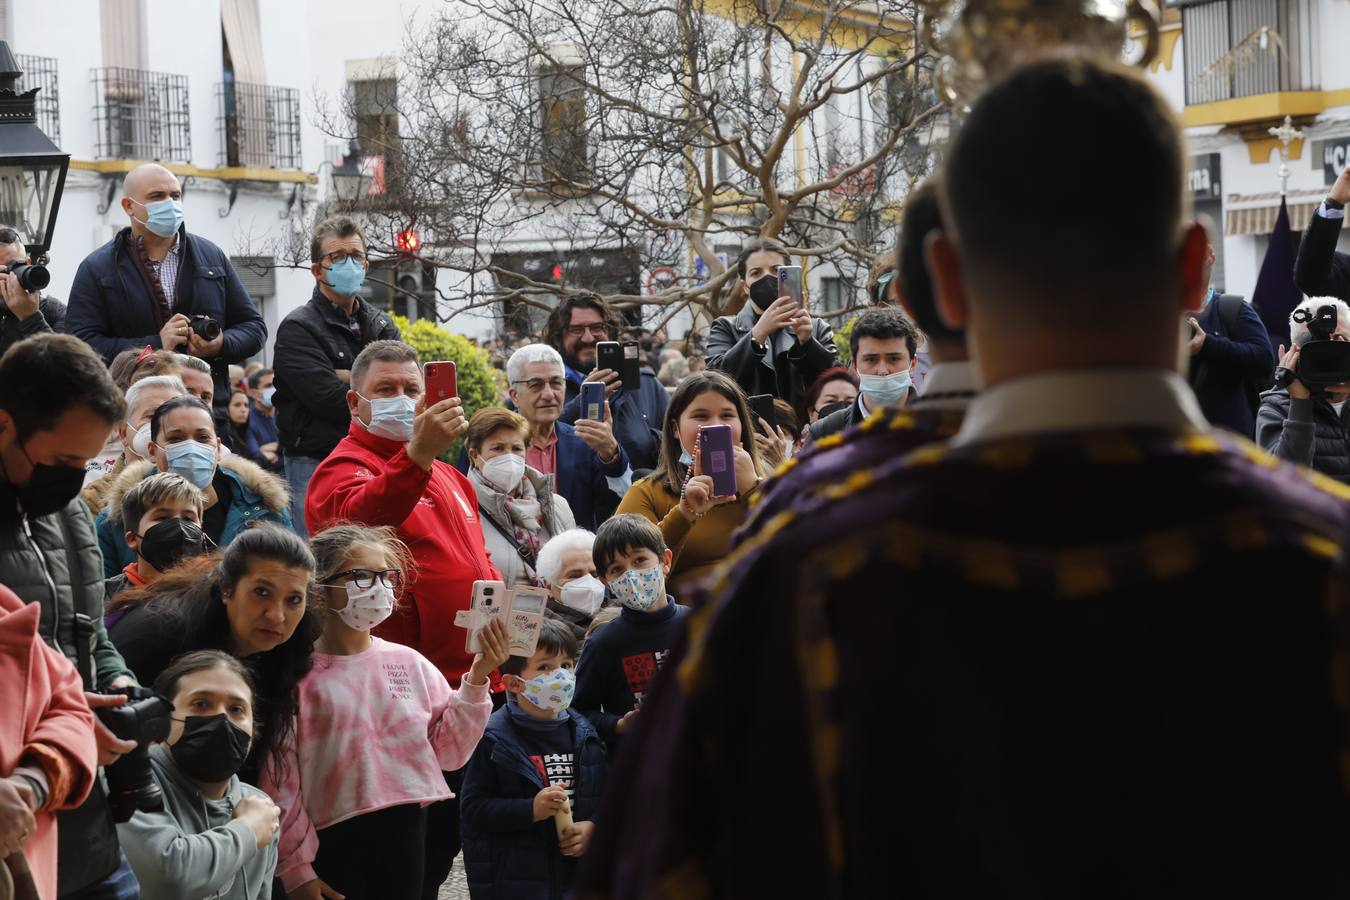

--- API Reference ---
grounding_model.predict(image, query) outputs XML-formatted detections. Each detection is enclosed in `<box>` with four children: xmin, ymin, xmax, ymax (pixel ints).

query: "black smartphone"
<box><xmin>619</xmin><ymin>341</ymin><xmax>641</xmax><ymax>392</ymax></box>
<box><xmin>748</xmin><ymin>393</ymin><xmax>777</xmax><ymax>433</ymax></box>
<box><xmin>596</xmin><ymin>341</ymin><xmax>623</xmax><ymax>378</ymax></box>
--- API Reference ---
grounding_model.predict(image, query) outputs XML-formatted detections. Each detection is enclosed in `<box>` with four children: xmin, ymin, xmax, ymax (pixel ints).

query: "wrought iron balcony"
<box><xmin>1180</xmin><ymin>0</ymin><xmax>1319</xmax><ymax>106</ymax></box>
<box><xmin>91</xmin><ymin>66</ymin><xmax>192</xmax><ymax>162</ymax></box>
<box><xmin>15</xmin><ymin>54</ymin><xmax>59</xmax><ymax>144</ymax></box>
<box><xmin>217</xmin><ymin>81</ymin><xmax>302</xmax><ymax>170</ymax></box>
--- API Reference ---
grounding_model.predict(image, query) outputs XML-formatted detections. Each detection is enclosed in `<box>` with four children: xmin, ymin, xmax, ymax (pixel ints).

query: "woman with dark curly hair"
<box><xmin>106</xmin><ymin>525</ymin><xmax>319</xmax><ymax>784</ymax></box>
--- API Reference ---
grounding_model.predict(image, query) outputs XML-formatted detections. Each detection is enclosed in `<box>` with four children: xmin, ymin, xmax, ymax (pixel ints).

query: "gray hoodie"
<box><xmin>116</xmin><ymin>744</ymin><xmax>278</xmax><ymax>900</ymax></box>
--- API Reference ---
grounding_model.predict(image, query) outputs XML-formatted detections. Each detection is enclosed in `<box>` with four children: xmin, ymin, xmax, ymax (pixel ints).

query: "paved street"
<box><xmin>436</xmin><ymin>857</ymin><xmax>469</xmax><ymax>899</ymax></box>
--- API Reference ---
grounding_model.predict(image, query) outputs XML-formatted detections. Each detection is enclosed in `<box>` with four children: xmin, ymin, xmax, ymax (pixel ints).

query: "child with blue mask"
<box><xmin>460</xmin><ymin>618</ymin><xmax>609</xmax><ymax>899</ymax></box>
<box><xmin>572</xmin><ymin>514</ymin><xmax>690</xmax><ymax>755</ymax></box>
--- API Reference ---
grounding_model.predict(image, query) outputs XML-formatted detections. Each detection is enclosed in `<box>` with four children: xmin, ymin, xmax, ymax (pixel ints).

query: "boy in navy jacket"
<box><xmin>573</xmin><ymin>514</ymin><xmax>691</xmax><ymax>748</ymax></box>
<box><xmin>461</xmin><ymin>619</ymin><xmax>607</xmax><ymax>900</ymax></box>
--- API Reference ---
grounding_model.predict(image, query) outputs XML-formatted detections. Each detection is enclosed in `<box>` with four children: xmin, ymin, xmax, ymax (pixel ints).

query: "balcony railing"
<box><xmin>91</xmin><ymin>67</ymin><xmax>192</xmax><ymax>162</ymax></box>
<box><xmin>1181</xmin><ymin>0</ymin><xmax>1319</xmax><ymax>106</ymax></box>
<box><xmin>15</xmin><ymin>54</ymin><xmax>59</xmax><ymax>144</ymax></box>
<box><xmin>217</xmin><ymin>82</ymin><xmax>302</xmax><ymax>170</ymax></box>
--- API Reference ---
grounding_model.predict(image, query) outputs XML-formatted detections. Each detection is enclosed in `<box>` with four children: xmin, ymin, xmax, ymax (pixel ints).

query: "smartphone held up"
<box><xmin>699</xmin><ymin>423</ymin><xmax>738</xmax><ymax>497</ymax></box>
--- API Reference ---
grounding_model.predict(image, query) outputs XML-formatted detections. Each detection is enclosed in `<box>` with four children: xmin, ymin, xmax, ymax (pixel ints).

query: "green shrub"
<box><xmin>832</xmin><ymin>314</ymin><xmax>861</xmax><ymax>367</ymax></box>
<box><xmin>391</xmin><ymin>315</ymin><xmax>506</xmax><ymax>460</ymax></box>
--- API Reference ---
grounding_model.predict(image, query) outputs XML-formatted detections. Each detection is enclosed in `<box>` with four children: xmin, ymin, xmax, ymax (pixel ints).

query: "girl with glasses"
<box><xmin>262</xmin><ymin>524</ymin><xmax>510</xmax><ymax>900</ymax></box>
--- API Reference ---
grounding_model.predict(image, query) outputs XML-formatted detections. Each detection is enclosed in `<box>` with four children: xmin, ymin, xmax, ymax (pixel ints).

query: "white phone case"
<box><xmin>465</xmin><ymin>580</ymin><xmax>507</xmax><ymax>654</ymax></box>
<box><xmin>506</xmin><ymin>585</ymin><xmax>548</xmax><ymax>657</ymax></box>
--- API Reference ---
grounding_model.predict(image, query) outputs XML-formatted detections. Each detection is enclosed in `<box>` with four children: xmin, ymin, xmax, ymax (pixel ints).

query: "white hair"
<box><xmin>124</xmin><ymin>375</ymin><xmax>187</xmax><ymax>414</ymax></box>
<box><xmin>536</xmin><ymin>528</ymin><xmax>596</xmax><ymax>586</ymax></box>
<box><xmin>1290</xmin><ymin>297</ymin><xmax>1350</xmax><ymax>345</ymax></box>
<box><xmin>175</xmin><ymin>353</ymin><xmax>212</xmax><ymax>374</ymax></box>
<box><xmin>506</xmin><ymin>343</ymin><xmax>564</xmax><ymax>385</ymax></box>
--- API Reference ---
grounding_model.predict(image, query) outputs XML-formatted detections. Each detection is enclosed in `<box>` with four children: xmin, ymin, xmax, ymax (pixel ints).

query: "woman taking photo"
<box><xmin>464</xmin><ymin>408</ymin><xmax>576</xmax><ymax>588</ymax></box>
<box><xmin>117</xmin><ymin>651</ymin><xmax>280</xmax><ymax>900</ymax></box>
<box><xmin>107</xmin><ymin>525</ymin><xmax>319</xmax><ymax>785</ymax></box>
<box><xmin>615</xmin><ymin>371</ymin><xmax>768</xmax><ymax>594</ymax></box>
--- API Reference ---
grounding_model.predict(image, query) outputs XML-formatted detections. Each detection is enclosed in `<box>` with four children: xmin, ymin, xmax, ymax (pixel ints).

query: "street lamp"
<box><xmin>0</xmin><ymin>40</ymin><xmax>69</xmax><ymax>263</ymax></box>
<box><xmin>331</xmin><ymin>141</ymin><xmax>373</xmax><ymax>205</ymax></box>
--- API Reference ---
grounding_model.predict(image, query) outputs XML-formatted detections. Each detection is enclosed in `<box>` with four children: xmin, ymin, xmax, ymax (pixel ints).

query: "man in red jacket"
<box><xmin>306</xmin><ymin>339</ymin><xmax>501</xmax><ymax>685</ymax></box>
<box><xmin>306</xmin><ymin>339</ymin><xmax>502</xmax><ymax>899</ymax></box>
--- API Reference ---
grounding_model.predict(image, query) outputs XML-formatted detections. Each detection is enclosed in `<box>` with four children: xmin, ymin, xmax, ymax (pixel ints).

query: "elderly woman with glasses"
<box><xmin>488</xmin><ymin>343</ymin><xmax>633</xmax><ymax>531</ymax></box>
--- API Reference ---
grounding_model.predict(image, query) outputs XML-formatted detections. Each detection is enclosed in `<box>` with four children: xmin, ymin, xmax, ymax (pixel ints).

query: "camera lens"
<box><xmin>191</xmin><ymin>316</ymin><xmax>223</xmax><ymax>341</ymax></box>
<box><xmin>6</xmin><ymin>261</ymin><xmax>50</xmax><ymax>292</ymax></box>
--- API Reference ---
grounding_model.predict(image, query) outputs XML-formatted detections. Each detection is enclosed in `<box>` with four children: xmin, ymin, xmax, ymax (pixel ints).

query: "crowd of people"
<box><xmin>6</xmin><ymin>50</ymin><xmax>1350</xmax><ymax>900</ymax></box>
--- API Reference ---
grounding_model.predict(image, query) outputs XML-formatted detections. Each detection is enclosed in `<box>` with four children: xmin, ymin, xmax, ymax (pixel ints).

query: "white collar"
<box><xmin>951</xmin><ymin>369</ymin><xmax>1208</xmax><ymax>448</ymax></box>
<box><xmin>912</xmin><ymin>361</ymin><xmax>978</xmax><ymax>411</ymax></box>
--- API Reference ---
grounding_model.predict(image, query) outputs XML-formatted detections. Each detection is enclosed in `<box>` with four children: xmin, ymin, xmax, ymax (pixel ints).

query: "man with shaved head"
<box><xmin>66</xmin><ymin>163</ymin><xmax>265</xmax><ymax>411</ymax></box>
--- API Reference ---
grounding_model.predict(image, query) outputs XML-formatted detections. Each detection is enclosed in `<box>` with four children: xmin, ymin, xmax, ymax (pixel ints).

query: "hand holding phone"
<box><xmin>699</xmin><ymin>424</ymin><xmax>737</xmax><ymax>497</ymax></box>
<box><xmin>581</xmin><ymin>382</ymin><xmax>606</xmax><ymax>420</ymax></box>
<box><xmin>424</xmin><ymin>361</ymin><xmax>458</xmax><ymax>405</ymax></box>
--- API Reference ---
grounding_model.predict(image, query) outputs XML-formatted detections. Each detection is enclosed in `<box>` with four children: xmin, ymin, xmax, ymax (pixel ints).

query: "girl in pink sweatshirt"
<box><xmin>263</xmin><ymin>524</ymin><xmax>510</xmax><ymax>900</ymax></box>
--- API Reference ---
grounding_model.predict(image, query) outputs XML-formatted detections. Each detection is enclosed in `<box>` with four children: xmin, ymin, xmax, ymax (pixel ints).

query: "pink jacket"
<box><xmin>0</xmin><ymin>584</ymin><xmax>98</xmax><ymax>900</ymax></box>
<box><xmin>262</xmin><ymin>638</ymin><xmax>492</xmax><ymax>891</ymax></box>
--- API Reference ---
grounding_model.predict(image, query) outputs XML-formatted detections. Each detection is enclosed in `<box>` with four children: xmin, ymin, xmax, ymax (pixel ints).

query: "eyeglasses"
<box><xmin>324</xmin><ymin>568</ymin><xmax>403</xmax><ymax>591</ymax></box>
<box><xmin>511</xmin><ymin>377</ymin><xmax>566</xmax><ymax>393</ymax></box>
<box><xmin>564</xmin><ymin>323</ymin><xmax>609</xmax><ymax>339</ymax></box>
<box><xmin>322</xmin><ymin>250</ymin><xmax>367</xmax><ymax>266</ymax></box>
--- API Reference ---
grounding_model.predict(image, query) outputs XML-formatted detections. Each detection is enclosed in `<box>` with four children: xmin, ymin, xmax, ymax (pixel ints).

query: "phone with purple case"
<box><xmin>699</xmin><ymin>424</ymin><xmax>737</xmax><ymax>497</ymax></box>
<box><xmin>581</xmin><ymin>381</ymin><xmax>606</xmax><ymax>420</ymax></box>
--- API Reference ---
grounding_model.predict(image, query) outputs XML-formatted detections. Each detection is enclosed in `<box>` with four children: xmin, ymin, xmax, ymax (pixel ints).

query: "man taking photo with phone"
<box><xmin>706</xmin><ymin>239</ymin><xmax>838</xmax><ymax>411</ymax></box>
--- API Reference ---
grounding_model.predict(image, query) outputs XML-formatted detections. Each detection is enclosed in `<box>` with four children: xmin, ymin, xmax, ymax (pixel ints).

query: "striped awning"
<box><xmin>1225</xmin><ymin>189</ymin><xmax>1345</xmax><ymax>236</ymax></box>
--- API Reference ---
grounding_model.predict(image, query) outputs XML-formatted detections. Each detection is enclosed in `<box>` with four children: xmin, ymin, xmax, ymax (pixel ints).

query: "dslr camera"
<box><xmin>96</xmin><ymin>686</ymin><xmax>174</xmax><ymax>823</ymax></box>
<box><xmin>3</xmin><ymin>258</ymin><xmax>50</xmax><ymax>292</ymax></box>
<box><xmin>1283</xmin><ymin>303</ymin><xmax>1350</xmax><ymax>393</ymax></box>
<box><xmin>189</xmin><ymin>314</ymin><xmax>222</xmax><ymax>341</ymax></box>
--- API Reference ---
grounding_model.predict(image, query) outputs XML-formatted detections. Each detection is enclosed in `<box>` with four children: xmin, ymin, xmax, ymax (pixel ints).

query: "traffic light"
<box><xmin>550</xmin><ymin>262</ymin><xmax>564</xmax><ymax>282</ymax></box>
<box><xmin>396</xmin><ymin>229</ymin><xmax>421</xmax><ymax>255</ymax></box>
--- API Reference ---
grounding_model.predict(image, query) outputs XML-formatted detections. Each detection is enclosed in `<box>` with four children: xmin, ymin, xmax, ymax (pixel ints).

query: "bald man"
<box><xmin>65</xmin><ymin>163</ymin><xmax>265</xmax><ymax>410</ymax></box>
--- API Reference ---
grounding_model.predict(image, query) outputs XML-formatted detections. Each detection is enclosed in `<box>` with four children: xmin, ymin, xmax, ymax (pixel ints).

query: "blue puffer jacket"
<box><xmin>560</xmin><ymin>364</ymin><xmax>668</xmax><ymax>473</ymax></box>
<box><xmin>92</xmin><ymin>456</ymin><xmax>291</xmax><ymax>578</ymax></box>
<box><xmin>460</xmin><ymin>704</ymin><xmax>608</xmax><ymax>900</ymax></box>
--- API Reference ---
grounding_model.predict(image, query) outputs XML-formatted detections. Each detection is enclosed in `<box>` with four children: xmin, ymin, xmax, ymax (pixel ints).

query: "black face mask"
<box><xmin>749</xmin><ymin>274</ymin><xmax>782</xmax><ymax>311</ymax></box>
<box><xmin>170</xmin><ymin>714</ymin><xmax>251</xmax><ymax>783</ymax></box>
<box><xmin>0</xmin><ymin>439</ymin><xmax>85</xmax><ymax>518</ymax></box>
<box><xmin>137</xmin><ymin>518</ymin><xmax>209</xmax><ymax>573</ymax></box>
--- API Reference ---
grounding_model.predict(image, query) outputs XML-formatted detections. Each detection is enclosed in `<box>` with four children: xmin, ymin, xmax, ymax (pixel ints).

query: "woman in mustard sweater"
<box><xmin>616</xmin><ymin>371</ymin><xmax>769</xmax><ymax>596</ymax></box>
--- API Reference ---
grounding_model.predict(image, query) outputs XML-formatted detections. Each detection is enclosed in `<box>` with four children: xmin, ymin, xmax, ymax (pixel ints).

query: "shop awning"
<box><xmin>1225</xmin><ymin>189</ymin><xmax>1345</xmax><ymax>236</ymax></box>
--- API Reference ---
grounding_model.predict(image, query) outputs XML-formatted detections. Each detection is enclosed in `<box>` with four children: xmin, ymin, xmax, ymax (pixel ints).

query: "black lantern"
<box><xmin>331</xmin><ymin>141</ymin><xmax>373</xmax><ymax>205</ymax></box>
<box><xmin>0</xmin><ymin>41</ymin><xmax>68</xmax><ymax>263</ymax></box>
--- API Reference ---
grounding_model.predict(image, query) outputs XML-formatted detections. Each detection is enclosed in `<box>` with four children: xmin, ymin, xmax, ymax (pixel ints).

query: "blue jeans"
<box><xmin>59</xmin><ymin>853</ymin><xmax>140</xmax><ymax>900</ymax></box>
<box><xmin>284</xmin><ymin>454</ymin><xmax>322</xmax><ymax>539</ymax></box>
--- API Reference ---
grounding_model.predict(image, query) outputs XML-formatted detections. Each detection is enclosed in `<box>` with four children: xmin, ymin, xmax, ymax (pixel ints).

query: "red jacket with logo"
<box><xmin>307</xmin><ymin>422</ymin><xmax>501</xmax><ymax>687</ymax></box>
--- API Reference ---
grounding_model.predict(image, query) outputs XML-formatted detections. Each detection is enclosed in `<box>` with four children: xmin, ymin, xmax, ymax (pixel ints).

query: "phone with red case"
<box><xmin>424</xmin><ymin>361</ymin><xmax>458</xmax><ymax>404</ymax></box>
<box><xmin>699</xmin><ymin>424</ymin><xmax>737</xmax><ymax>497</ymax></box>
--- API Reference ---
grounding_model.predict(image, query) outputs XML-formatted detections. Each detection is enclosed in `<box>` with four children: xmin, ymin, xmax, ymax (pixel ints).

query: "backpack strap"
<box><xmin>1216</xmin><ymin>294</ymin><xmax>1246</xmax><ymax>336</ymax></box>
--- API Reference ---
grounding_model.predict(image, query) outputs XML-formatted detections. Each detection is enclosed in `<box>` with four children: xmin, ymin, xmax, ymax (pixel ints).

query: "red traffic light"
<box><xmin>551</xmin><ymin>263</ymin><xmax>563</xmax><ymax>281</ymax></box>
<box><xmin>396</xmin><ymin>229</ymin><xmax>421</xmax><ymax>254</ymax></box>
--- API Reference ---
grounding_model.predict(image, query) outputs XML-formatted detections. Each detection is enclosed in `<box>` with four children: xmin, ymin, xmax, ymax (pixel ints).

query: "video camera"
<box><xmin>1290</xmin><ymin>303</ymin><xmax>1350</xmax><ymax>391</ymax></box>
<box><xmin>96</xmin><ymin>686</ymin><xmax>174</xmax><ymax>823</ymax></box>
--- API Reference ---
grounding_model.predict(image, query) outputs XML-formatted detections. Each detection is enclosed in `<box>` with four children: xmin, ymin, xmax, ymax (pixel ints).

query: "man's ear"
<box><xmin>661</xmin><ymin>548</ymin><xmax>674</xmax><ymax>576</ymax></box>
<box><xmin>925</xmin><ymin>231</ymin><xmax>968</xmax><ymax>331</ymax></box>
<box><xmin>1178</xmin><ymin>221</ymin><xmax>1210</xmax><ymax>314</ymax></box>
<box><xmin>0</xmin><ymin>409</ymin><xmax>16</xmax><ymax>452</ymax></box>
<box><xmin>347</xmin><ymin>390</ymin><xmax>360</xmax><ymax>418</ymax></box>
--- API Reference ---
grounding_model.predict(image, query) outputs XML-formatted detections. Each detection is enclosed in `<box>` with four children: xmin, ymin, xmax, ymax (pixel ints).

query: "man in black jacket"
<box><xmin>546</xmin><ymin>293</ymin><xmax>668</xmax><ymax>473</ymax></box>
<box><xmin>1294</xmin><ymin>161</ymin><xmax>1350</xmax><ymax>301</ymax></box>
<box><xmin>0</xmin><ymin>225</ymin><xmax>65</xmax><ymax>357</ymax></box>
<box><xmin>706</xmin><ymin>239</ymin><xmax>838</xmax><ymax>411</ymax></box>
<box><xmin>64</xmin><ymin>164</ymin><xmax>265</xmax><ymax>410</ymax></box>
<box><xmin>808</xmin><ymin>306</ymin><xmax>920</xmax><ymax>440</ymax></box>
<box><xmin>0</xmin><ymin>335</ymin><xmax>144</xmax><ymax>899</ymax></box>
<box><xmin>272</xmin><ymin>215</ymin><xmax>401</xmax><ymax>536</ymax></box>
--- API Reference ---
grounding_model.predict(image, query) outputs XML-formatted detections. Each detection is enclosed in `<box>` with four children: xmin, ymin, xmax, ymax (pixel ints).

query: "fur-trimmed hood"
<box><xmin>102</xmin><ymin>452</ymin><xmax>290</xmax><ymax>522</ymax></box>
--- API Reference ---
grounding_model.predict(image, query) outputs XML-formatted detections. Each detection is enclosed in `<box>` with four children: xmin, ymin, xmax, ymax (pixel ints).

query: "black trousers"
<box><xmin>315</xmin><ymin>803</ymin><xmax>428</xmax><ymax>900</ymax></box>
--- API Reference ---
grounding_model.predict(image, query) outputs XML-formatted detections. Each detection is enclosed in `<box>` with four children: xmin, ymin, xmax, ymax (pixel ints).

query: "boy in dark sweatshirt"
<box><xmin>573</xmin><ymin>513</ymin><xmax>691</xmax><ymax>748</ymax></box>
<box><xmin>460</xmin><ymin>619</ymin><xmax>608</xmax><ymax>900</ymax></box>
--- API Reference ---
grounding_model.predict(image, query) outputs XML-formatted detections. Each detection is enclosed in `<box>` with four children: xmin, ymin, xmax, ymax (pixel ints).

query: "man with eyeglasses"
<box><xmin>0</xmin><ymin>225</ymin><xmax>66</xmax><ymax>358</ymax></box>
<box><xmin>273</xmin><ymin>215</ymin><xmax>401</xmax><ymax>537</ymax></box>
<box><xmin>504</xmin><ymin>343</ymin><xmax>631</xmax><ymax>530</ymax></box>
<box><xmin>545</xmin><ymin>293</ymin><xmax>668</xmax><ymax>472</ymax></box>
<box><xmin>66</xmin><ymin>163</ymin><xmax>265</xmax><ymax>413</ymax></box>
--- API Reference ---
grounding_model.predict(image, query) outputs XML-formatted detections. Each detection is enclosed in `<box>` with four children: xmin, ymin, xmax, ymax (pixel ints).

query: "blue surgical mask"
<box><xmin>678</xmin><ymin>448</ymin><xmax>694</xmax><ymax>468</ymax></box>
<box><xmin>610</xmin><ymin>565</ymin><xmax>665</xmax><ymax>612</ymax></box>
<box><xmin>326</xmin><ymin>257</ymin><xmax>367</xmax><ymax>296</ymax></box>
<box><xmin>132</xmin><ymin>198</ymin><xmax>184</xmax><ymax>239</ymax></box>
<box><xmin>163</xmin><ymin>440</ymin><xmax>217</xmax><ymax>489</ymax></box>
<box><xmin>261</xmin><ymin>387</ymin><xmax>276</xmax><ymax>409</ymax></box>
<box><xmin>858</xmin><ymin>370</ymin><xmax>912</xmax><ymax>407</ymax></box>
<box><xmin>360</xmin><ymin>394</ymin><xmax>416</xmax><ymax>442</ymax></box>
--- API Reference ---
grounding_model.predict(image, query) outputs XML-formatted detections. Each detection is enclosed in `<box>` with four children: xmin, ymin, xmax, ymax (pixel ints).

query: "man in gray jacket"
<box><xmin>706</xmin><ymin>239</ymin><xmax>838</xmax><ymax>410</ymax></box>
<box><xmin>0</xmin><ymin>334</ymin><xmax>144</xmax><ymax>898</ymax></box>
<box><xmin>1256</xmin><ymin>297</ymin><xmax>1350</xmax><ymax>482</ymax></box>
